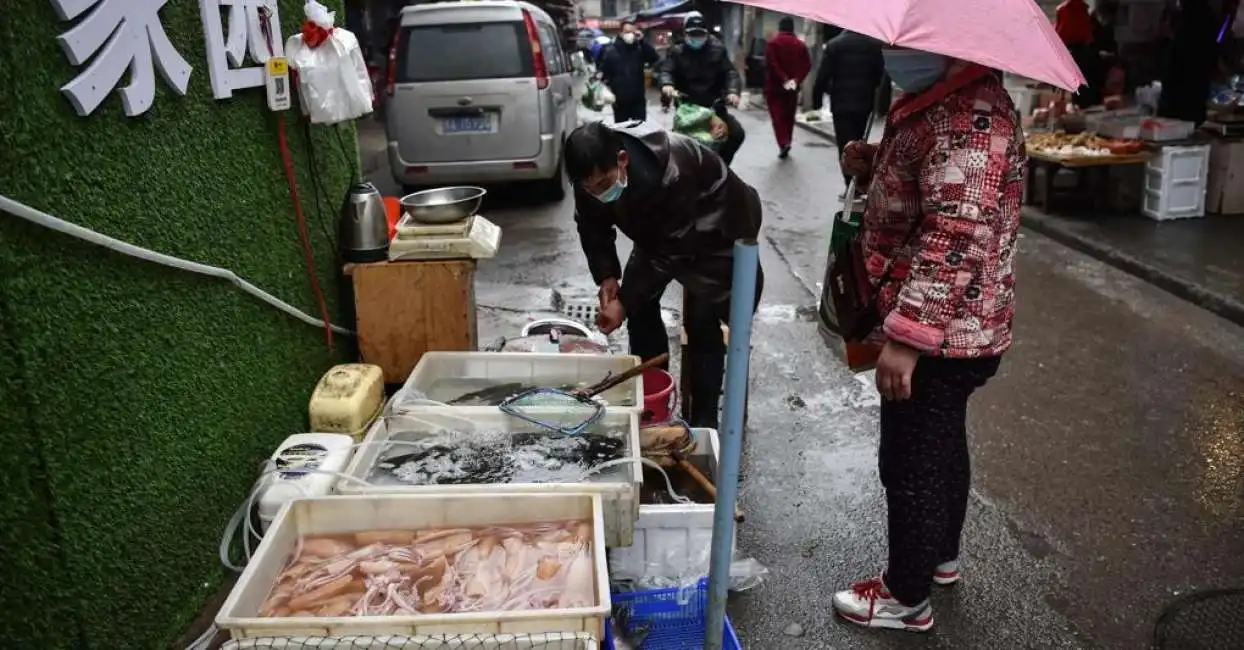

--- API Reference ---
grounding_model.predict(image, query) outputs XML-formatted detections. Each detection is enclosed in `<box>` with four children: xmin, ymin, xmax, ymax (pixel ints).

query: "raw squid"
<box><xmin>258</xmin><ymin>520</ymin><xmax>596</xmax><ymax>619</ymax></box>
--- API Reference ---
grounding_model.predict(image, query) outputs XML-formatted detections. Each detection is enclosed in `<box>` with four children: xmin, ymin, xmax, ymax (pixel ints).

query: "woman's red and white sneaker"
<box><xmin>831</xmin><ymin>577</ymin><xmax>934</xmax><ymax>632</ymax></box>
<box><xmin>934</xmin><ymin>560</ymin><xmax>961</xmax><ymax>586</ymax></box>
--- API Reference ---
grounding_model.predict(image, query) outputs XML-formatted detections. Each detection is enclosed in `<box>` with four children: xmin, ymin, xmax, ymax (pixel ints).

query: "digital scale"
<box><xmin>388</xmin><ymin>213</ymin><xmax>502</xmax><ymax>261</ymax></box>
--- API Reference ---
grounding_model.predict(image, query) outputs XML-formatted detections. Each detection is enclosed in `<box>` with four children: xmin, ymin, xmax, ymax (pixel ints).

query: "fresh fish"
<box><xmin>446</xmin><ymin>382</ymin><xmax>529</xmax><ymax>406</ymax></box>
<box><xmin>610</xmin><ymin>604</ymin><xmax>651</xmax><ymax>650</ymax></box>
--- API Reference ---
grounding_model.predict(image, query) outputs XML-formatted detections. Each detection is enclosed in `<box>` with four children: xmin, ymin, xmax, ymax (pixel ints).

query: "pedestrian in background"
<box><xmin>599</xmin><ymin>20</ymin><xmax>661</xmax><ymax>123</ymax></box>
<box><xmin>763</xmin><ymin>16</ymin><xmax>812</xmax><ymax>159</ymax></box>
<box><xmin>657</xmin><ymin>14</ymin><xmax>746</xmax><ymax>165</ymax></box>
<box><xmin>811</xmin><ymin>30</ymin><xmax>884</xmax><ymax>194</ymax></box>
<box><xmin>832</xmin><ymin>51</ymin><xmax>1023</xmax><ymax>633</ymax></box>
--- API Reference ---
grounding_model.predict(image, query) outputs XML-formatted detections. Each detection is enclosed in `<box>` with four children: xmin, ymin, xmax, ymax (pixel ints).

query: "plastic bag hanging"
<box><xmin>285</xmin><ymin>0</ymin><xmax>374</xmax><ymax>124</ymax></box>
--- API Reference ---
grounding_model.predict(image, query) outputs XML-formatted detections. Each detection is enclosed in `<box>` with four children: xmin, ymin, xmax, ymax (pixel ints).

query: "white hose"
<box><xmin>0</xmin><ymin>194</ymin><xmax>353</xmax><ymax>336</ymax></box>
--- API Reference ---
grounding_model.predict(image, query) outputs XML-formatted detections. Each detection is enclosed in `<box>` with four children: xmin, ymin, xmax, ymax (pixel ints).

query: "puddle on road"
<box><xmin>755</xmin><ymin>303</ymin><xmax>819</xmax><ymax>323</ymax></box>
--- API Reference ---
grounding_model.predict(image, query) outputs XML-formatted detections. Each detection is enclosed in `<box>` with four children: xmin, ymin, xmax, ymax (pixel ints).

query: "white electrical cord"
<box><xmin>0</xmin><ymin>194</ymin><xmax>353</xmax><ymax>336</ymax></box>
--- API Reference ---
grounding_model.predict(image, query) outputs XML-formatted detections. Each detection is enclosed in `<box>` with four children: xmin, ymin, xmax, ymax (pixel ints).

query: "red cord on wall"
<box><xmin>260</xmin><ymin>9</ymin><xmax>334</xmax><ymax>352</ymax></box>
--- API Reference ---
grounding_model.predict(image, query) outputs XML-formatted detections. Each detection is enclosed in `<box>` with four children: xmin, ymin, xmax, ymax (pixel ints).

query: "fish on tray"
<box><xmin>446</xmin><ymin>382</ymin><xmax>582</xmax><ymax>406</ymax></box>
<box><xmin>374</xmin><ymin>432</ymin><xmax>626</xmax><ymax>486</ymax></box>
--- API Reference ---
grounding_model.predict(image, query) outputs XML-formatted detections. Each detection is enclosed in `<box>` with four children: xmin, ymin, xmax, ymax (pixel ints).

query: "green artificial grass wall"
<box><xmin>0</xmin><ymin>1</ymin><xmax>354</xmax><ymax>647</ymax></box>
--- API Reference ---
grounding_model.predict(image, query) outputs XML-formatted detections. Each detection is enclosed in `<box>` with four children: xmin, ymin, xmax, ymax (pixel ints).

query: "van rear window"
<box><xmin>397</xmin><ymin>22</ymin><xmax>534</xmax><ymax>82</ymax></box>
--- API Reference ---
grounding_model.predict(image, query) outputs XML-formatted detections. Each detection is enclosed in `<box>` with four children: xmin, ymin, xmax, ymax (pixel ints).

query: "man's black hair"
<box><xmin>621</xmin><ymin>19</ymin><xmax>636</xmax><ymax>28</ymax></box>
<box><xmin>564</xmin><ymin>122</ymin><xmax>623</xmax><ymax>184</ymax></box>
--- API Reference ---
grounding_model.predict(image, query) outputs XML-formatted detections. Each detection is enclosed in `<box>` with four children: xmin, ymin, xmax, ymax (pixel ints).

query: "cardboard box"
<box><xmin>1206</xmin><ymin>139</ymin><xmax>1244</xmax><ymax>215</ymax></box>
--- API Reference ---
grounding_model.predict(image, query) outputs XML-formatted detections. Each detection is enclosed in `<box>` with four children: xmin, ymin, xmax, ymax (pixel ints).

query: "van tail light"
<box><xmin>385</xmin><ymin>30</ymin><xmax>400</xmax><ymax>97</ymax></box>
<box><xmin>522</xmin><ymin>10</ymin><xmax>549</xmax><ymax>90</ymax></box>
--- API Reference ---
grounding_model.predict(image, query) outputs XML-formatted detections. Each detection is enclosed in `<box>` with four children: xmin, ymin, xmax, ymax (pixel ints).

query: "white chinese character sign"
<box><xmin>200</xmin><ymin>0</ymin><xmax>285</xmax><ymax>100</ymax></box>
<box><xmin>51</xmin><ymin>0</ymin><xmax>194</xmax><ymax>117</ymax></box>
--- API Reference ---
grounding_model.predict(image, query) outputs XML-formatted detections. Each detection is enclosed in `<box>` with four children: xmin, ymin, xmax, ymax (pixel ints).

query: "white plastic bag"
<box><xmin>285</xmin><ymin>1</ymin><xmax>374</xmax><ymax>125</ymax></box>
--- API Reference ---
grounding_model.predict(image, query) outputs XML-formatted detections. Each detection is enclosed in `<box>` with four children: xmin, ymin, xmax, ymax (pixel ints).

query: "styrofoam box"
<box><xmin>391</xmin><ymin>352</ymin><xmax>643</xmax><ymax>414</ymax></box>
<box><xmin>1143</xmin><ymin>144</ymin><xmax>1210</xmax><ymax>220</ymax></box>
<box><xmin>608</xmin><ymin>429</ymin><xmax>736</xmax><ymax>583</ymax></box>
<box><xmin>339</xmin><ymin>410</ymin><xmax>642</xmax><ymax>548</ymax></box>
<box><xmin>221</xmin><ymin>632</ymin><xmax>600</xmax><ymax>649</ymax></box>
<box><xmin>217</xmin><ymin>493</ymin><xmax>611</xmax><ymax>641</ymax></box>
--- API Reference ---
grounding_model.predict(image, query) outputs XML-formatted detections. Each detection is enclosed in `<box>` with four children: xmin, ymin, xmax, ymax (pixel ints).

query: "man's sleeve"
<box><xmin>883</xmin><ymin>116</ymin><xmax>1012</xmax><ymax>353</ymax></box>
<box><xmin>765</xmin><ymin>41</ymin><xmax>787</xmax><ymax>84</ymax></box>
<box><xmin>656</xmin><ymin>49</ymin><xmax>676</xmax><ymax>87</ymax></box>
<box><xmin>643</xmin><ymin>41</ymin><xmax>661</xmax><ymax>66</ymax></box>
<box><xmin>721</xmin><ymin>52</ymin><xmax>743</xmax><ymax>96</ymax></box>
<box><xmin>573</xmin><ymin>190</ymin><xmax>622</xmax><ymax>285</ymax></box>
<box><xmin>811</xmin><ymin>45</ymin><xmax>833</xmax><ymax>109</ymax></box>
<box><xmin>617</xmin><ymin>250</ymin><xmax>676</xmax><ymax>318</ymax></box>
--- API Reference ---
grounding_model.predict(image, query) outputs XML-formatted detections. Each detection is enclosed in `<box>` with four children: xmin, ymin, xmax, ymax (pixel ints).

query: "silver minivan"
<box><xmin>385</xmin><ymin>1</ymin><xmax>574</xmax><ymax>201</ymax></box>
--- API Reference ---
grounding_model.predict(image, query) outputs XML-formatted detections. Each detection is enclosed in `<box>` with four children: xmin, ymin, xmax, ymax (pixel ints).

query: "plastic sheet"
<box><xmin>608</xmin><ymin>547</ymin><xmax>768</xmax><ymax>595</ymax></box>
<box><xmin>286</xmin><ymin>1</ymin><xmax>373</xmax><ymax>125</ymax></box>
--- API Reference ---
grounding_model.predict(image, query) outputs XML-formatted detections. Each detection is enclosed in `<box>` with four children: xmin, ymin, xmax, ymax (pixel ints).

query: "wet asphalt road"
<box><xmin>369</xmin><ymin>102</ymin><xmax>1244</xmax><ymax>649</ymax></box>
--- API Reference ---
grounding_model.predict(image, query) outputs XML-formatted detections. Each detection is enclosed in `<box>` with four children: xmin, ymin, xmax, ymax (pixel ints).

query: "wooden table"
<box><xmin>345</xmin><ymin>259</ymin><xmax>477</xmax><ymax>384</ymax></box>
<box><xmin>1025</xmin><ymin>149</ymin><xmax>1153</xmax><ymax>213</ymax></box>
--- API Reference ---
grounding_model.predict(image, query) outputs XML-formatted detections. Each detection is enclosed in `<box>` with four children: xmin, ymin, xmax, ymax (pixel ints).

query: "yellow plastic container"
<box><xmin>308</xmin><ymin>364</ymin><xmax>384</xmax><ymax>440</ymax></box>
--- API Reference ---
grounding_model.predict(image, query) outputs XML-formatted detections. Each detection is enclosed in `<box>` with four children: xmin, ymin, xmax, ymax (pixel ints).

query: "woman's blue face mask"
<box><xmin>882</xmin><ymin>49</ymin><xmax>949</xmax><ymax>94</ymax></box>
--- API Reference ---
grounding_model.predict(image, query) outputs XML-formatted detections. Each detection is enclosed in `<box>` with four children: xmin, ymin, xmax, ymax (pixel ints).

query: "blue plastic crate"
<box><xmin>605</xmin><ymin>580</ymin><xmax>742</xmax><ymax>649</ymax></box>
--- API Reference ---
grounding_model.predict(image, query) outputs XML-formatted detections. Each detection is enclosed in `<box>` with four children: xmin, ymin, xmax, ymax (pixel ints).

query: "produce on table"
<box><xmin>259</xmin><ymin>521</ymin><xmax>597</xmax><ymax>618</ymax></box>
<box><xmin>1027</xmin><ymin>131</ymin><xmax>1146</xmax><ymax>157</ymax></box>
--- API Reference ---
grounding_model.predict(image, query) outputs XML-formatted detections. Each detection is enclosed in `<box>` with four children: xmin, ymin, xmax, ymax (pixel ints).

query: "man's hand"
<box><xmin>597</xmin><ymin>278</ymin><xmax>620</xmax><ymax>307</ymax></box>
<box><xmin>726</xmin><ymin>93</ymin><xmax>741</xmax><ymax>107</ymax></box>
<box><xmin>842</xmin><ymin>140</ymin><xmax>878</xmax><ymax>179</ymax></box>
<box><xmin>709</xmin><ymin>115</ymin><xmax>728</xmax><ymax>140</ymax></box>
<box><xmin>661</xmin><ymin>85</ymin><xmax>676</xmax><ymax>98</ymax></box>
<box><xmin>875</xmin><ymin>340</ymin><xmax>920</xmax><ymax>402</ymax></box>
<box><xmin>596</xmin><ymin>298</ymin><xmax>626</xmax><ymax>334</ymax></box>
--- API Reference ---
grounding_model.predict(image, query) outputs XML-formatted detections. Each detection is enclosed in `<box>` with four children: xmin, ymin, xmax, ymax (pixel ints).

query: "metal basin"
<box><xmin>400</xmin><ymin>186</ymin><xmax>486</xmax><ymax>224</ymax></box>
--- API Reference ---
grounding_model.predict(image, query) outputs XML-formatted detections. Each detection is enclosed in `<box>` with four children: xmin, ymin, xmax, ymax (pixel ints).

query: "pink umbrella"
<box><xmin>729</xmin><ymin>0</ymin><xmax>1085</xmax><ymax>91</ymax></box>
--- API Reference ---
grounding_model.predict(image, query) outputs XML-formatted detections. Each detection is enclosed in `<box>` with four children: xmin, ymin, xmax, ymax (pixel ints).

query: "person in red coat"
<box><xmin>764</xmin><ymin>17</ymin><xmax>812</xmax><ymax>159</ymax></box>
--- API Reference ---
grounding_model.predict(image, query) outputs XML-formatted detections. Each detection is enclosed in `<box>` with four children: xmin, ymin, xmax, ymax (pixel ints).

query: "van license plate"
<box><xmin>441</xmin><ymin>115</ymin><xmax>495</xmax><ymax>135</ymax></box>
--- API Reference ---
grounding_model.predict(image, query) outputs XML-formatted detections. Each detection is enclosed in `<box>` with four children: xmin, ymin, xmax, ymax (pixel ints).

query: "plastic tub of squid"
<box><xmin>216</xmin><ymin>493</ymin><xmax>611</xmax><ymax>641</ymax></box>
<box><xmin>387</xmin><ymin>352</ymin><xmax>644</xmax><ymax>416</ymax></box>
<box><xmin>221</xmin><ymin>631</ymin><xmax>601</xmax><ymax>649</ymax></box>
<box><xmin>338</xmin><ymin>410</ymin><xmax>642</xmax><ymax>547</ymax></box>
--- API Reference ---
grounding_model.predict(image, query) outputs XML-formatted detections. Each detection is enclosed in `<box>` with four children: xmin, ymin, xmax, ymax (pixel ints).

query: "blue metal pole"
<box><xmin>704</xmin><ymin>239</ymin><xmax>759</xmax><ymax>650</ymax></box>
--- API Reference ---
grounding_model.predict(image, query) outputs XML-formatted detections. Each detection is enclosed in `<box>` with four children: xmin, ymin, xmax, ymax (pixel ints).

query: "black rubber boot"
<box><xmin>687</xmin><ymin>351</ymin><xmax>726</xmax><ymax>429</ymax></box>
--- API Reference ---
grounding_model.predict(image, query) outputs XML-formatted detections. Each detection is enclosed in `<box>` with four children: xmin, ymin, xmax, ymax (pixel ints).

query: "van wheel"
<box><xmin>540</xmin><ymin>170</ymin><xmax>566</xmax><ymax>202</ymax></box>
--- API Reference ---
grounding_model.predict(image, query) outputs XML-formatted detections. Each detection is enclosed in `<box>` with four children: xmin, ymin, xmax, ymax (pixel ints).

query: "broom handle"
<box><xmin>583</xmin><ymin>353</ymin><xmax>670</xmax><ymax>398</ymax></box>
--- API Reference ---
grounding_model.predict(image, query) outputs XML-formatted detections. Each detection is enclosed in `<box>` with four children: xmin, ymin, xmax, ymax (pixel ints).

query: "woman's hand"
<box><xmin>842</xmin><ymin>141</ymin><xmax>877</xmax><ymax>179</ymax></box>
<box><xmin>876</xmin><ymin>340</ymin><xmax>920</xmax><ymax>401</ymax></box>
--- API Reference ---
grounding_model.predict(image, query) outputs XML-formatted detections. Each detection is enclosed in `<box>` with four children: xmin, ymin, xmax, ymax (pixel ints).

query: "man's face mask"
<box><xmin>686</xmin><ymin>31</ymin><xmax>708</xmax><ymax>49</ymax></box>
<box><xmin>584</xmin><ymin>152</ymin><xmax>629</xmax><ymax>203</ymax></box>
<box><xmin>621</xmin><ymin>31</ymin><xmax>637</xmax><ymax>44</ymax></box>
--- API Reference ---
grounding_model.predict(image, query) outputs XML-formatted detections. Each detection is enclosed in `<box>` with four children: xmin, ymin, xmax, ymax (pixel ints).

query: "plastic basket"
<box><xmin>605</xmin><ymin>580</ymin><xmax>742</xmax><ymax>649</ymax></box>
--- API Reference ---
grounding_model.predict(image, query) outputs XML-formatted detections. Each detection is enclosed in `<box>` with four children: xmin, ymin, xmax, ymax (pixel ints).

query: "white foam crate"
<box><xmin>221</xmin><ymin>632</ymin><xmax>599</xmax><ymax>649</ymax></box>
<box><xmin>339</xmin><ymin>410</ymin><xmax>642</xmax><ymax>547</ymax></box>
<box><xmin>1143</xmin><ymin>144</ymin><xmax>1210</xmax><ymax>220</ymax></box>
<box><xmin>217</xmin><ymin>493</ymin><xmax>611</xmax><ymax>641</ymax></box>
<box><xmin>391</xmin><ymin>352</ymin><xmax>643</xmax><ymax>415</ymax></box>
<box><xmin>608</xmin><ymin>429</ymin><xmax>736</xmax><ymax>582</ymax></box>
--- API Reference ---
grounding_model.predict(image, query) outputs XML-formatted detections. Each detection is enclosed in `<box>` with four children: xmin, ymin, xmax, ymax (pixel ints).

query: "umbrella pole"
<box><xmin>704</xmin><ymin>238</ymin><xmax>759</xmax><ymax>650</ymax></box>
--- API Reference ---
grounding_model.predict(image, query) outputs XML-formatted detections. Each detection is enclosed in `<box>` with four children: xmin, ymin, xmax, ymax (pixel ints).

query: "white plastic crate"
<box><xmin>339</xmin><ymin>411</ymin><xmax>642</xmax><ymax>547</ymax></box>
<box><xmin>390</xmin><ymin>352</ymin><xmax>643</xmax><ymax>415</ymax></box>
<box><xmin>1140</xmin><ymin>117</ymin><xmax>1195</xmax><ymax>142</ymax></box>
<box><xmin>221</xmin><ymin>632</ymin><xmax>600</xmax><ymax>649</ymax></box>
<box><xmin>608</xmin><ymin>429</ymin><xmax>737</xmax><ymax>583</ymax></box>
<box><xmin>1142</xmin><ymin>144</ymin><xmax>1210</xmax><ymax>220</ymax></box>
<box><xmin>217</xmin><ymin>493</ymin><xmax>611</xmax><ymax>641</ymax></box>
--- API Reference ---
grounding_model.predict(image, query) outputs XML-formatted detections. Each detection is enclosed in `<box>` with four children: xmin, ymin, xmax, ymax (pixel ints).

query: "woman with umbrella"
<box><xmin>723</xmin><ymin>0</ymin><xmax>1083</xmax><ymax>633</ymax></box>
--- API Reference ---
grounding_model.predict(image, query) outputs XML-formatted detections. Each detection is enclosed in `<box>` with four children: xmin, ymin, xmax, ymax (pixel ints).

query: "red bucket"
<box><xmin>641</xmin><ymin>367</ymin><xmax>676</xmax><ymax>425</ymax></box>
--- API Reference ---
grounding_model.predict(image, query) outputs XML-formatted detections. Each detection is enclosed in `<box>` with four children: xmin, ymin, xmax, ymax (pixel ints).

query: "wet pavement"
<box><xmin>368</xmin><ymin>102</ymin><xmax>1244</xmax><ymax>649</ymax></box>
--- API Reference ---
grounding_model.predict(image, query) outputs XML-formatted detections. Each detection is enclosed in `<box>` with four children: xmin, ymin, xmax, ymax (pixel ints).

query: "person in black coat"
<box><xmin>812</xmin><ymin>30</ymin><xmax>885</xmax><ymax>189</ymax></box>
<box><xmin>657</xmin><ymin>14</ymin><xmax>746</xmax><ymax>164</ymax></box>
<box><xmin>598</xmin><ymin>20</ymin><xmax>661</xmax><ymax>123</ymax></box>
